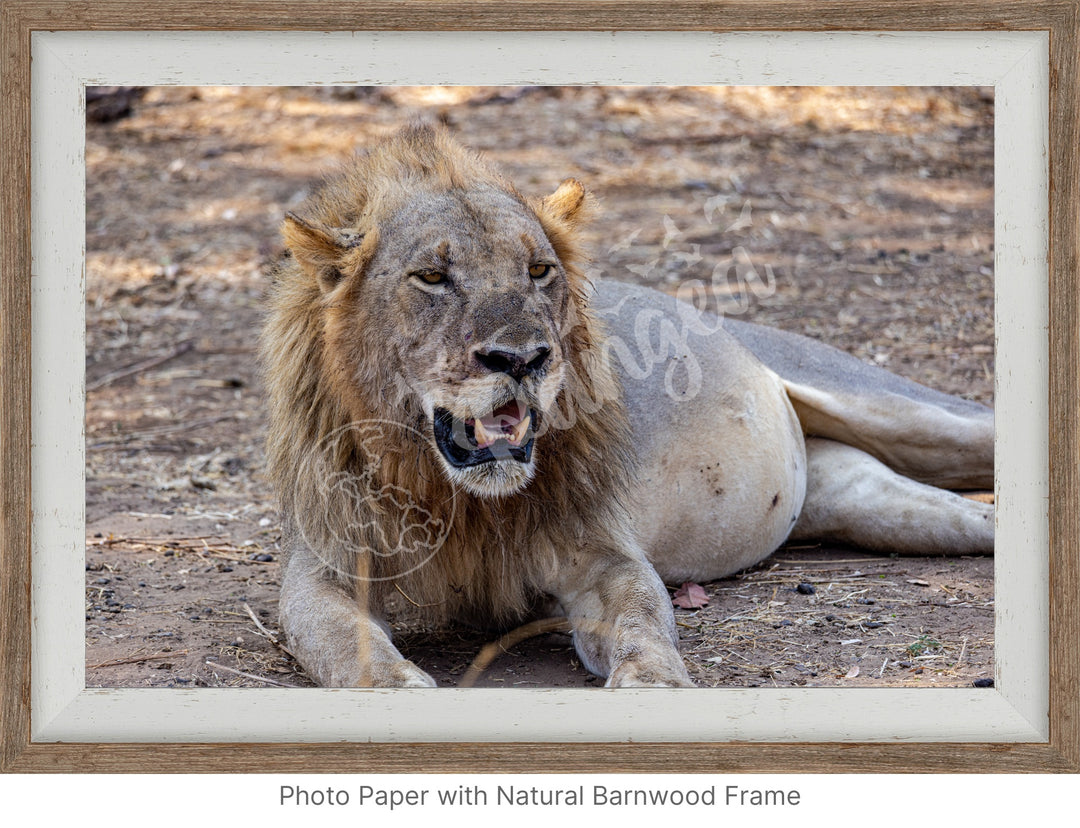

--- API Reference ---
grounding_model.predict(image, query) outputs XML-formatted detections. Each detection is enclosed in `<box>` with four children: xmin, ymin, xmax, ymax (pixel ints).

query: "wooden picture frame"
<box><xmin>2</xmin><ymin>1</ymin><xmax>1077</xmax><ymax>774</ymax></box>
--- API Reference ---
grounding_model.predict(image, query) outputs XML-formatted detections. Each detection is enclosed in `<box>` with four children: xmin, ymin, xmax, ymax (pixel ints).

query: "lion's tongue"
<box><xmin>472</xmin><ymin>402</ymin><xmax>529</xmax><ymax>449</ymax></box>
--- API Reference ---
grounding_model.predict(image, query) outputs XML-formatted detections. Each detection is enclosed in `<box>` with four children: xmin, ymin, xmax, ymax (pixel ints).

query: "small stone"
<box><xmin>973</xmin><ymin>678</ymin><xmax>994</xmax><ymax>688</ymax></box>
<box><xmin>796</xmin><ymin>583</ymin><xmax>816</xmax><ymax>595</ymax></box>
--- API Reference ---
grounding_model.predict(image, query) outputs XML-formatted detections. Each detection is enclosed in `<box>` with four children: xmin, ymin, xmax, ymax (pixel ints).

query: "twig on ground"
<box><xmin>205</xmin><ymin>660</ymin><xmax>298</xmax><ymax>687</ymax></box>
<box><xmin>89</xmin><ymin>649</ymin><xmax>188</xmax><ymax>669</ymax></box>
<box><xmin>87</xmin><ymin>413</ymin><xmax>239</xmax><ymax>448</ymax></box>
<box><xmin>88</xmin><ymin>339</ymin><xmax>195</xmax><ymax>391</ymax></box>
<box><xmin>459</xmin><ymin>617</ymin><xmax>572</xmax><ymax>688</ymax></box>
<box><xmin>242</xmin><ymin>602</ymin><xmax>277</xmax><ymax>640</ymax></box>
<box><xmin>89</xmin><ymin>534</ymin><xmax>226</xmax><ymax>547</ymax></box>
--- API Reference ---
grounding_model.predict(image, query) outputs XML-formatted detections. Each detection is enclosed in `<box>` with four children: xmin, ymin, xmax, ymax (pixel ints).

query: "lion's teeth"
<box><xmin>473</xmin><ymin>417</ymin><xmax>496</xmax><ymax>448</ymax></box>
<box><xmin>469</xmin><ymin>405</ymin><xmax>530</xmax><ymax>450</ymax></box>
<box><xmin>509</xmin><ymin>413</ymin><xmax>530</xmax><ymax>446</ymax></box>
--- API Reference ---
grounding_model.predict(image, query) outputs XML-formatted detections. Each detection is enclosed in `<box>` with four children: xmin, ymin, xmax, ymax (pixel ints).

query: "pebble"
<box><xmin>973</xmin><ymin>678</ymin><xmax>994</xmax><ymax>688</ymax></box>
<box><xmin>251</xmin><ymin>553</ymin><xmax>274</xmax><ymax>562</ymax></box>
<box><xmin>796</xmin><ymin>583</ymin><xmax>816</xmax><ymax>595</ymax></box>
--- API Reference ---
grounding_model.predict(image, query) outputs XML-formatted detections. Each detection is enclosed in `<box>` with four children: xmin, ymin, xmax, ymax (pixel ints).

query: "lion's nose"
<box><xmin>473</xmin><ymin>344</ymin><xmax>551</xmax><ymax>381</ymax></box>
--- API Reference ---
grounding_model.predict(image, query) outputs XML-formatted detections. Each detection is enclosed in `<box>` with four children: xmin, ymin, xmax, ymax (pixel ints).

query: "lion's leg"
<box><xmin>790</xmin><ymin>437</ymin><xmax>994</xmax><ymax>554</ymax></box>
<box><xmin>546</xmin><ymin>549</ymin><xmax>692</xmax><ymax>687</ymax></box>
<box><xmin>278</xmin><ymin>543</ymin><xmax>436</xmax><ymax>687</ymax></box>
<box><xmin>781</xmin><ymin>380</ymin><xmax>993</xmax><ymax>491</ymax></box>
<box><xmin>724</xmin><ymin>318</ymin><xmax>993</xmax><ymax>490</ymax></box>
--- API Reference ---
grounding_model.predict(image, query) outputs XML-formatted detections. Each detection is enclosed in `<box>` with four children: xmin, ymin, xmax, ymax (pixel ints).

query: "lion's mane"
<box><xmin>260</xmin><ymin>126</ymin><xmax>636</xmax><ymax>626</ymax></box>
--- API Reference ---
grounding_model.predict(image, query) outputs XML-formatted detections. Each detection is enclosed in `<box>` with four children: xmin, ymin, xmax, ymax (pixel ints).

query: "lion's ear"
<box><xmin>541</xmin><ymin>178</ymin><xmax>588</xmax><ymax>224</ymax></box>
<box><xmin>282</xmin><ymin>212</ymin><xmax>365</xmax><ymax>292</ymax></box>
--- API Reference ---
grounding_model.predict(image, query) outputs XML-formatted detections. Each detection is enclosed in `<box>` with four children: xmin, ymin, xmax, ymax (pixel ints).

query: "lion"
<box><xmin>260</xmin><ymin>125</ymin><xmax>994</xmax><ymax>688</ymax></box>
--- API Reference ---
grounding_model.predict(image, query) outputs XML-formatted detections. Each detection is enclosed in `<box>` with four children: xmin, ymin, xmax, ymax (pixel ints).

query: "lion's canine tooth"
<box><xmin>473</xmin><ymin>417</ymin><xmax>496</xmax><ymax>448</ymax></box>
<box><xmin>510</xmin><ymin>413</ymin><xmax>530</xmax><ymax>446</ymax></box>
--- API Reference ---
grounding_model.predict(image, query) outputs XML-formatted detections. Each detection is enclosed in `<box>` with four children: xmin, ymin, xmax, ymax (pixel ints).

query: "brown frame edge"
<box><xmin>1</xmin><ymin>0</ymin><xmax>1077</xmax><ymax>774</ymax></box>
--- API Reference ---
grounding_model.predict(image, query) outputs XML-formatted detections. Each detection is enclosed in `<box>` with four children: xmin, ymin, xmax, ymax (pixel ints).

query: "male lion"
<box><xmin>261</xmin><ymin>125</ymin><xmax>993</xmax><ymax>688</ymax></box>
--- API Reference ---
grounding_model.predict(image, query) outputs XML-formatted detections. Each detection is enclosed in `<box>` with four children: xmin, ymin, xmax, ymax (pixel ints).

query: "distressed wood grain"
<box><xmin>2</xmin><ymin>740</ymin><xmax>1078</xmax><ymax>774</ymax></box>
<box><xmin>0</xmin><ymin>0</ymin><xmax>34</xmax><ymax>775</ymax></box>
<box><xmin>1</xmin><ymin>0</ymin><xmax>1077</xmax><ymax>774</ymax></box>
<box><xmin>1</xmin><ymin>0</ymin><xmax>1079</xmax><ymax>31</ymax></box>
<box><xmin>1047</xmin><ymin>0</ymin><xmax>1080</xmax><ymax>773</ymax></box>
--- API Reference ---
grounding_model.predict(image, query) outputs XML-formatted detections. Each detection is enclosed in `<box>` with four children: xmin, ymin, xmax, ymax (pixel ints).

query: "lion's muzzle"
<box><xmin>472</xmin><ymin>344</ymin><xmax>551</xmax><ymax>382</ymax></box>
<box><xmin>433</xmin><ymin>401</ymin><xmax>538</xmax><ymax>468</ymax></box>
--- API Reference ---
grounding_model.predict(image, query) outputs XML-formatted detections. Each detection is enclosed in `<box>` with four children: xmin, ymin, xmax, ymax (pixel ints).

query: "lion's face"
<box><xmin>284</xmin><ymin>174</ymin><xmax>589</xmax><ymax>499</ymax></box>
<box><xmin>373</xmin><ymin>185</ymin><xmax>575</xmax><ymax>497</ymax></box>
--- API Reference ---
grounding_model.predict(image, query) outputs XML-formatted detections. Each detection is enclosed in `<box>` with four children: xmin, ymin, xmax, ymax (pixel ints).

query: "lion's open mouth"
<box><xmin>433</xmin><ymin>401</ymin><xmax>537</xmax><ymax>468</ymax></box>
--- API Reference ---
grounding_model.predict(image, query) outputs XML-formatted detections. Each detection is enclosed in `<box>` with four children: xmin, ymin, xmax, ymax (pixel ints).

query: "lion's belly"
<box><xmin>596</xmin><ymin>280</ymin><xmax>807</xmax><ymax>583</ymax></box>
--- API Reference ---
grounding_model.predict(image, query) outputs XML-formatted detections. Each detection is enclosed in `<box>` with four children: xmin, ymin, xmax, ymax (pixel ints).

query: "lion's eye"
<box><xmin>529</xmin><ymin>263</ymin><xmax>553</xmax><ymax>280</ymax></box>
<box><xmin>412</xmin><ymin>270</ymin><xmax>447</xmax><ymax>286</ymax></box>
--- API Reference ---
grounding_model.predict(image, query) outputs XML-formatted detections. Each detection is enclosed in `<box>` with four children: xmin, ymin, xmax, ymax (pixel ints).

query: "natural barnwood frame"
<box><xmin>1</xmin><ymin>1</ymin><xmax>1077</xmax><ymax>773</ymax></box>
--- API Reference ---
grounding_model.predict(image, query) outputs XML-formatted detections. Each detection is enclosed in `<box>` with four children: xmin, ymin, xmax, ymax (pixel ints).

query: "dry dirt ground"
<box><xmin>85</xmin><ymin>86</ymin><xmax>995</xmax><ymax>690</ymax></box>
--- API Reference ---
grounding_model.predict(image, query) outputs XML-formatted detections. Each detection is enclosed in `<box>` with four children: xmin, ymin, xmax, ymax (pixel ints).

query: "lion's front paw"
<box><xmin>606</xmin><ymin>658</ymin><xmax>694</xmax><ymax>688</ymax></box>
<box><xmin>325</xmin><ymin>657</ymin><xmax>437</xmax><ymax>688</ymax></box>
<box><xmin>383</xmin><ymin>659</ymin><xmax>438</xmax><ymax>688</ymax></box>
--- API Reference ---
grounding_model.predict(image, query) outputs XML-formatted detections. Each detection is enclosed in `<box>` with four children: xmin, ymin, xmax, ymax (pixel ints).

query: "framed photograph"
<box><xmin>2</xmin><ymin>1</ymin><xmax>1077</xmax><ymax>773</ymax></box>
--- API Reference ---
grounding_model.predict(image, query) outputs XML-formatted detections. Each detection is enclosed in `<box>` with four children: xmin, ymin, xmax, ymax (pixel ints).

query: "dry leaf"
<box><xmin>672</xmin><ymin>581</ymin><xmax>709</xmax><ymax>609</ymax></box>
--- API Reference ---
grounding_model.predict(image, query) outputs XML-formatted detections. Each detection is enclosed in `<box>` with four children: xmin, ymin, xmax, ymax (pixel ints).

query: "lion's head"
<box><xmin>267</xmin><ymin>124</ymin><xmax>617</xmax><ymax>501</ymax></box>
